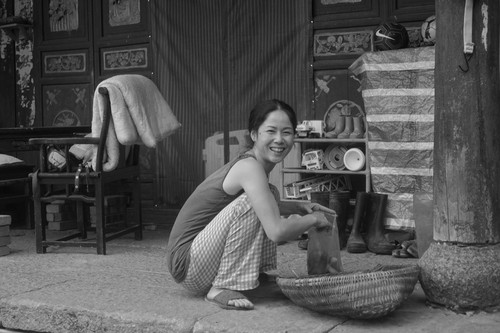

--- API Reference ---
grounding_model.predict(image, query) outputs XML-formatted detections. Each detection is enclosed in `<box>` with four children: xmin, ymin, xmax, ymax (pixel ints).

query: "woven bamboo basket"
<box><xmin>276</xmin><ymin>264</ymin><xmax>420</xmax><ymax>319</ymax></box>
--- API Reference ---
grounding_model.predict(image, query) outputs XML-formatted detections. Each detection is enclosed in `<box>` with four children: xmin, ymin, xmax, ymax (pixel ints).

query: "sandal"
<box><xmin>205</xmin><ymin>290</ymin><xmax>253</xmax><ymax>310</ymax></box>
<box><xmin>392</xmin><ymin>248</ymin><xmax>411</xmax><ymax>258</ymax></box>
<box><xmin>298</xmin><ymin>239</ymin><xmax>308</xmax><ymax>250</ymax></box>
<box><xmin>402</xmin><ymin>240</ymin><xmax>418</xmax><ymax>258</ymax></box>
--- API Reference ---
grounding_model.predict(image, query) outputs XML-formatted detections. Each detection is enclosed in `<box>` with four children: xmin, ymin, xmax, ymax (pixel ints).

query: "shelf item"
<box><xmin>324</xmin><ymin>145</ymin><xmax>347</xmax><ymax>170</ymax></box>
<box><xmin>323</xmin><ymin>100</ymin><xmax>364</xmax><ymax>132</ymax></box>
<box><xmin>343</xmin><ymin>148</ymin><xmax>366</xmax><ymax>171</ymax></box>
<box><xmin>281</xmin><ymin>112</ymin><xmax>371</xmax><ymax>199</ymax></box>
<box><xmin>283</xmin><ymin>174</ymin><xmax>351</xmax><ymax>201</ymax></box>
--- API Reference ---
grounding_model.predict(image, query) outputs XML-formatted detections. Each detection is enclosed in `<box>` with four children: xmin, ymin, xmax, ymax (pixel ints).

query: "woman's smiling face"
<box><xmin>250</xmin><ymin>110</ymin><xmax>295</xmax><ymax>170</ymax></box>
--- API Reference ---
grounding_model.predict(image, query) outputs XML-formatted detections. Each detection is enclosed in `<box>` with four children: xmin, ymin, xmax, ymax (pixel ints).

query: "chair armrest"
<box><xmin>29</xmin><ymin>137</ymin><xmax>101</xmax><ymax>146</ymax></box>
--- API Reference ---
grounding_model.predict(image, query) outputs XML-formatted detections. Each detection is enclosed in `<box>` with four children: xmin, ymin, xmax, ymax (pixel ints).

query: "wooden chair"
<box><xmin>29</xmin><ymin>87</ymin><xmax>143</xmax><ymax>254</ymax></box>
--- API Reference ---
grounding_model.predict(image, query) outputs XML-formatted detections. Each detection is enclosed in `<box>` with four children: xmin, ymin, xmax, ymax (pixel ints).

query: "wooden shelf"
<box><xmin>294</xmin><ymin>137</ymin><xmax>366</xmax><ymax>143</ymax></box>
<box><xmin>282</xmin><ymin>167</ymin><xmax>370</xmax><ymax>175</ymax></box>
<box><xmin>280</xmin><ymin>116</ymin><xmax>371</xmax><ymax>200</ymax></box>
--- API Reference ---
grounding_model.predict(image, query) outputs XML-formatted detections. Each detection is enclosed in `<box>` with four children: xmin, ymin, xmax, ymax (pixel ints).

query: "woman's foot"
<box><xmin>205</xmin><ymin>287</ymin><xmax>254</xmax><ymax>310</ymax></box>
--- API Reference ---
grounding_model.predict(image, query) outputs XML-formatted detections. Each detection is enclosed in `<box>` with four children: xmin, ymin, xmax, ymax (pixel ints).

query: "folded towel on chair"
<box><xmin>91</xmin><ymin>74</ymin><xmax>181</xmax><ymax>171</ymax></box>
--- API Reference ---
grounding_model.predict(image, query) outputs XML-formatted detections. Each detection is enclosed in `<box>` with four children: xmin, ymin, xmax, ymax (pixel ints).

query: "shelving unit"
<box><xmin>281</xmin><ymin>124</ymin><xmax>371</xmax><ymax>201</ymax></box>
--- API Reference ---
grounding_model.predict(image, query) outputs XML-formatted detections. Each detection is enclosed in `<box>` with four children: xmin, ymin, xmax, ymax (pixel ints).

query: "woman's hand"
<box><xmin>301</xmin><ymin>201</ymin><xmax>336</xmax><ymax>216</ymax></box>
<box><xmin>311</xmin><ymin>211</ymin><xmax>335</xmax><ymax>230</ymax></box>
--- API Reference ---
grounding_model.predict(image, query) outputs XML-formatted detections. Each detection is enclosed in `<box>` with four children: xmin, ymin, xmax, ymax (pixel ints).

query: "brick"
<box><xmin>47</xmin><ymin>220</ymin><xmax>77</xmax><ymax>231</ymax></box>
<box><xmin>0</xmin><ymin>246</ymin><xmax>10</xmax><ymax>257</ymax></box>
<box><xmin>0</xmin><ymin>215</ymin><xmax>11</xmax><ymax>226</ymax></box>
<box><xmin>0</xmin><ymin>236</ymin><xmax>11</xmax><ymax>247</ymax></box>
<box><xmin>89</xmin><ymin>196</ymin><xmax>127</xmax><ymax>228</ymax></box>
<box><xmin>46</xmin><ymin>212</ymin><xmax>73</xmax><ymax>222</ymax></box>
<box><xmin>46</xmin><ymin>202</ymin><xmax>73</xmax><ymax>214</ymax></box>
<box><xmin>0</xmin><ymin>225</ymin><xmax>9</xmax><ymax>237</ymax></box>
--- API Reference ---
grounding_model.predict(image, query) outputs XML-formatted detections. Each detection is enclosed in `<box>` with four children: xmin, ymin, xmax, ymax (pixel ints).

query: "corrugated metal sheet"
<box><xmin>151</xmin><ymin>0</ymin><xmax>310</xmax><ymax>205</ymax></box>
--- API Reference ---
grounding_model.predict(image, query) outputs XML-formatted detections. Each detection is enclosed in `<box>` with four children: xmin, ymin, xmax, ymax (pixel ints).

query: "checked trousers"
<box><xmin>181</xmin><ymin>193</ymin><xmax>277</xmax><ymax>294</ymax></box>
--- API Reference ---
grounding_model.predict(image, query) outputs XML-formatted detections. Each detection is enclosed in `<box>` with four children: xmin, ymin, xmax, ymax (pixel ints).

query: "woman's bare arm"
<box><xmin>224</xmin><ymin>158</ymin><xmax>331</xmax><ymax>242</ymax></box>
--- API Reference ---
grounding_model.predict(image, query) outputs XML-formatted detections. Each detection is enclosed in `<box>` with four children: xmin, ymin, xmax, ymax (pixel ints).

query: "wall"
<box><xmin>151</xmin><ymin>0</ymin><xmax>311</xmax><ymax>205</ymax></box>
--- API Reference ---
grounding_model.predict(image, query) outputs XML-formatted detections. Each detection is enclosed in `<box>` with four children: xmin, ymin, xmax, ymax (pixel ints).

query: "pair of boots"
<box><xmin>301</xmin><ymin>191</ymin><xmax>350</xmax><ymax>250</ymax></box>
<box><xmin>325</xmin><ymin>115</ymin><xmax>364</xmax><ymax>139</ymax></box>
<box><xmin>346</xmin><ymin>192</ymin><xmax>394</xmax><ymax>255</ymax></box>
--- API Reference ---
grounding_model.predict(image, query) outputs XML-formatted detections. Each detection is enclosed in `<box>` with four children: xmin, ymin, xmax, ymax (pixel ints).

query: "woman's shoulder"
<box><xmin>233</xmin><ymin>152</ymin><xmax>260</xmax><ymax>168</ymax></box>
<box><xmin>230</xmin><ymin>156</ymin><xmax>267</xmax><ymax>184</ymax></box>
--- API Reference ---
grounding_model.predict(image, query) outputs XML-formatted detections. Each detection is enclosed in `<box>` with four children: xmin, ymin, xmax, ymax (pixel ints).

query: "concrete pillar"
<box><xmin>419</xmin><ymin>0</ymin><xmax>500</xmax><ymax>310</ymax></box>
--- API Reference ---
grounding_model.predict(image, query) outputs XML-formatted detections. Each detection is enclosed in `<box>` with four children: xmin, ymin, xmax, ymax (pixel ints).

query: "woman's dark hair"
<box><xmin>247</xmin><ymin>99</ymin><xmax>297</xmax><ymax>135</ymax></box>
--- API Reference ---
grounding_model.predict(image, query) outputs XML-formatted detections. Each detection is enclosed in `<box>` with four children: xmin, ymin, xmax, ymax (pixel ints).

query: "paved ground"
<box><xmin>1</xmin><ymin>228</ymin><xmax>499</xmax><ymax>333</ymax></box>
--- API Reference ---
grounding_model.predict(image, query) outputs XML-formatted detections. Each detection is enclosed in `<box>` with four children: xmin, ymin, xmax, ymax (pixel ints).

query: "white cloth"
<box><xmin>91</xmin><ymin>74</ymin><xmax>181</xmax><ymax>171</ymax></box>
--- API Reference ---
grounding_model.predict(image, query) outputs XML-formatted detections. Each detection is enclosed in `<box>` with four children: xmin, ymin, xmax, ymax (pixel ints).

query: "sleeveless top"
<box><xmin>166</xmin><ymin>153</ymin><xmax>253</xmax><ymax>283</ymax></box>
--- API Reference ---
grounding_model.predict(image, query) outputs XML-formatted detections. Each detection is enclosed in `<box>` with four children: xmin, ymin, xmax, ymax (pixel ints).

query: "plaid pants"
<box><xmin>181</xmin><ymin>193</ymin><xmax>277</xmax><ymax>294</ymax></box>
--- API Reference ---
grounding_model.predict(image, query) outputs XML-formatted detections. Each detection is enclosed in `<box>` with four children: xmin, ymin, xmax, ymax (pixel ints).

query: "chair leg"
<box><xmin>24</xmin><ymin>180</ymin><xmax>34</xmax><ymax>229</ymax></box>
<box><xmin>95</xmin><ymin>182</ymin><xmax>106</xmax><ymax>255</ymax></box>
<box><xmin>32</xmin><ymin>174</ymin><xmax>46</xmax><ymax>254</ymax></box>
<box><xmin>34</xmin><ymin>200</ymin><xmax>46</xmax><ymax>254</ymax></box>
<box><xmin>76</xmin><ymin>201</ymin><xmax>86</xmax><ymax>239</ymax></box>
<box><xmin>133</xmin><ymin>177</ymin><xmax>143</xmax><ymax>241</ymax></box>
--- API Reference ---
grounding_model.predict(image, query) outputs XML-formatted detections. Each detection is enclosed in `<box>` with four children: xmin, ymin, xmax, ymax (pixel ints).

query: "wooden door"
<box><xmin>34</xmin><ymin>0</ymin><xmax>94</xmax><ymax>127</ymax></box>
<box><xmin>34</xmin><ymin>0</ymin><xmax>151</xmax><ymax>127</ymax></box>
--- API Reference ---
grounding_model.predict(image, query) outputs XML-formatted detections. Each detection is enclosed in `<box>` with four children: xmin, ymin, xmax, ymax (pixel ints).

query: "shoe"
<box><xmin>349</xmin><ymin>116</ymin><xmax>365</xmax><ymax>139</ymax></box>
<box><xmin>392</xmin><ymin>248</ymin><xmax>411</xmax><ymax>258</ymax></box>
<box><xmin>346</xmin><ymin>192</ymin><xmax>368</xmax><ymax>253</ymax></box>
<box><xmin>402</xmin><ymin>240</ymin><xmax>418</xmax><ymax>258</ymax></box>
<box><xmin>365</xmin><ymin>193</ymin><xmax>395</xmax><ymax>255</ymax></box>
<box><xmin>325</xmin><ymin>116</ymin><xmax>345</xmax><ymax>138</ymax></box>
<box><xmin>337</xmin><ymin>116</ymin><xmax>354</xmax><ymax>139</ymax></box>
<box><xmin>329</xmin><ymin>191</ymin><xmax>350</xmax><ymax>249</ymax></box>
<box><xmin>205</xmin><ymin>290</ymin><xmax>253</xmax><ymax>310</ymax></box>
<box><xmin>298</xmin><ymin>239</ymin><xmax>308</xmax><ymax>250</ymax></box>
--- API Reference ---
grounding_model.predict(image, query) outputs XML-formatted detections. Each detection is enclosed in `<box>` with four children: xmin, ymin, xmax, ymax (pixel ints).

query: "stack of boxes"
<box><xmin>0</xmin><ymin>215</ymin><xmax>11</xmax><ymax>256</ymax></box>
<box><xmin>43</xmin><ymin>195</ymin><xmax>128</xmax><ymax>232</ymax></box>
<box><xmin>46</xmin><ymin>200</ymin><xmax>77</xmax><ymax>231</ymax></box>
<box><xmin>89</xmin><ymin>195</ymin><xmax>128</xmax><ymax>229</ymax></box>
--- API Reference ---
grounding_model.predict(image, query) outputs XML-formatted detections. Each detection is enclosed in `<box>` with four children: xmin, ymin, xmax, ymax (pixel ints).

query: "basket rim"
<box><xmin>276</xmin><ymin>264</ymin><xmax>419</xmax><ymax>283</ymax></box>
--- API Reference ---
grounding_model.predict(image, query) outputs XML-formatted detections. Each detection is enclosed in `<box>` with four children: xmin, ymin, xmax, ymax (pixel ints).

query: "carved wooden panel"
<box><xmin>313</xmin><ymin>69</ymin><xmax>365</xmax><ymax>123</ymax></box>
<box><xmin>35</xmin><ymin>0</ymin><xmax>152</xmax><ymax>127</ymax></box>
<box><xmin>99</xmin><ymin>0</ymin><xmax>149</xmax><ymax>37</ymax></box>
<box><xmin>40</xmin><ymin>0</ymin><xmax>89</xmax><ymax>42</ymax></box>
<box><xmin>42</xmin><ymin>83</ymin><xmax>91</xmax><ymax>127</ymax></box>
<box><xmin>100</xmin><ymin>44</ymin><xmax>150</xmax><ymax>75</ymax></box>
<box><xmin>314</xmin><ymin>29</ymin><xmax>373</xmax><ymax>59</ymax></box>
<box><xmin>41</xmin><ymin>49</ymin><xmax>89</xmax><ymax>76</ymax></box>
<box><xmin>93</xmin><ymin>0</ymin><xmax>151</xmax><ymax>82</ymax></box>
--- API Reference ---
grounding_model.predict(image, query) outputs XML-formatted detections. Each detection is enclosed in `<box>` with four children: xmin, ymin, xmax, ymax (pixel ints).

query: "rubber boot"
<box><xmin>346</xmin><ymin>192</ymin><xmax>368</xmax><ymax>253</ymax></box>
<box><xmin>325</xmin><ymin>116</ymin><xmax>345</xmax><ymax>138</ymax></box>
<box><xmin>349</xmin><ymin>116</ymin><xmax>364</xmax><ymax>139</ymax></box>
<box><xmin>337</xmin><ymin>116</ymin><xmax>353</xmax><ymax>139</ymax></box>
<box><xmin>329</xmin><ymin>191</ymin><xmax>350</xmax><ymax>249</ymax></box>
<box><xmin>365</xmin><ymin>193</ymin><xmax>395</xmax><ymax>255</ymax></box>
